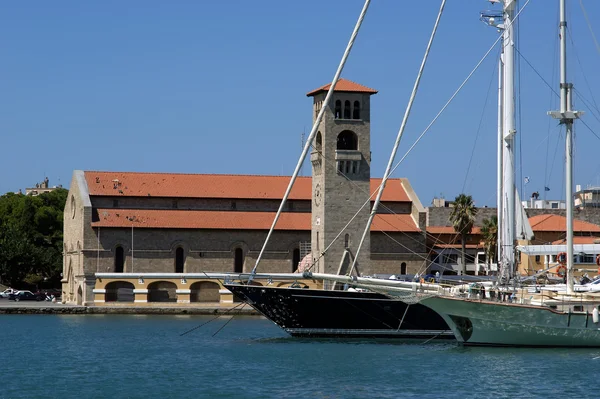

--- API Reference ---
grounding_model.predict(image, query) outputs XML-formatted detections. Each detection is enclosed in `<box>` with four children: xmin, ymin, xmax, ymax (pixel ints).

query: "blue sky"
<box><xmin>2</xmin><ymin>1</ymin><xmax>600</xmax><ymax>207</ymax></box>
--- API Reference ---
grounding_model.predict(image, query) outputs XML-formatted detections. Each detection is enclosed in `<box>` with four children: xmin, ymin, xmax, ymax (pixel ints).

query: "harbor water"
<box><xmin>1</xmin><ymin>314</ymin><xmax>598</xmax><ymax>398</ymax></box>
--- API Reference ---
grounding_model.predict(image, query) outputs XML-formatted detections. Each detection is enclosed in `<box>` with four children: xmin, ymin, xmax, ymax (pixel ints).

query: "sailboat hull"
<box><xmin>421</xmin><ymin>296</ymin><xmax>600</xmax><ymax>347</ymax></box>
<box><xmin>225</xmin><ymin>283</ymin><xmax>453</xmax><ymax>339</ymax></box>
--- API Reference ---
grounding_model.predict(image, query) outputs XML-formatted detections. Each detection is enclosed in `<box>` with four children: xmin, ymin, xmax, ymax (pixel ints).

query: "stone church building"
<box><xmin>62</xmin><ymin>79</ymin><xmax>428</xmax><ymax>305</ymax></box>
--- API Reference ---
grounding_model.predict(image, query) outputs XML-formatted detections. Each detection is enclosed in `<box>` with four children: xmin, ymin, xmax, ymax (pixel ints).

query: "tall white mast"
<box><xmin>549</xmin><ymin>0</ymin><xmax>583</xmax><ymax>295</ymax></box>
<box><xmin>497</xmin><ymin>38</ymin><xmax>504</xmax><ymax>273</ymax></box>
<box><xmin>501</xmin><ymin>0</ymin><xmax>517</xmax><ymax>280</ymax></box>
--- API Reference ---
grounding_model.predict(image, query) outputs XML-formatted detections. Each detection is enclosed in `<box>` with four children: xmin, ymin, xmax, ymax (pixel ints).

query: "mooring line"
<box><xmin>212</xmin><ymin>303</ymin><xmax>248</xmax><ymax>337</ymax></box>
<box><xmin>179</xmin><ymin>302</ymin><xmax>246</xmax><ymax>336</ymax></box>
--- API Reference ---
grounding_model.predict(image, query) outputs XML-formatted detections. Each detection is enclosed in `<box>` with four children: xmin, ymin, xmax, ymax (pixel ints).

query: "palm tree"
<box><xmin>480</xmin><ymin>215</ymin><xmax>498</xmax><ymax>268</ymax></box>
<box><xmin>449</xmin><ymin>194</ymin><xmax>478</xmax><ymax>275</ymax></box>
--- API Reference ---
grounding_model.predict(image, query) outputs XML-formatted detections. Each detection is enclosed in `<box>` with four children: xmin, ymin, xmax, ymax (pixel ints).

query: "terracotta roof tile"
<box><xmin>528</xmin><ymin>214</ymin><xmax>600</xmax><ymax>232</ymax></box>
<box><xmin>426</xmin><ymin>226</ymin><xmax>481</xmax><ymax>235</ymax></box>
<box><xmin>306</xmin><ymin>78</ymin><xmax>378</xmax><ymax>97</ymax></box>
<box><xmin>83</xmin><ymin>172</ymin><xmax>410</xmax><ymax>202</ymax></box>
<box><xmin>551</xmin><ymin>236</ymin><xmax>600</xmax><ymax>245</ymax></box>
<box><xmin>91</xmin><ymin>209</ymin><xmax>420</xmax><ymax>232</ymax></box>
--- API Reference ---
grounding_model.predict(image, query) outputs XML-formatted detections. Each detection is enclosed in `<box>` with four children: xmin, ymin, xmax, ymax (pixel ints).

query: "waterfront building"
<box><xmin>62</xmin><ymin>79</ymin><xmax>428</xmax><ymax>305</ymax></box>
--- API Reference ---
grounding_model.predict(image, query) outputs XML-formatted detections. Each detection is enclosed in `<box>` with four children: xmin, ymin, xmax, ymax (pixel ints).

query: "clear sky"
<box><xmin>2</xmin><ymin>1</ymin><xmax>600</xmax><ymax>207</ymax></box>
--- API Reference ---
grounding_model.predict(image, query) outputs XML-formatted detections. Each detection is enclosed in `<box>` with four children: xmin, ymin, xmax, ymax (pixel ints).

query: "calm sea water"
<box><xmin>0</xmin><ymin>314</ymin><xmax>598</xmax><ymax>398</ymax></box>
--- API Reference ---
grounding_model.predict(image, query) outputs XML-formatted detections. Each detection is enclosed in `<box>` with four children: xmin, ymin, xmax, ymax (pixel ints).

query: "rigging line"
<box><xmin>567</xmin><ymin>25</ymin><xmax>600</xmax><ymax>115</ymax></box>
<box><xmin>579</xmin><ymin>0</ymin><xmax>600</xmax><ymax>57</ymax></box>
<box><xmin>514</xmin><ymin>47</ymin><xmax>559</xmax><ymax>98</ymax></box>
<box><xmin>573</xmin><ymin>88</ymin><xmax>600</xmax><ymax>124</ymax></box>
<box><xmin>517</xmin><ymin>13</ymin><xmax>524</xmax><ymax>204</ymax></box>
<box><xmin>212</xmin><ymin>304</ymin><xmax>247</xmax><ymax>337</ymax></box>
<box><xmin>349</xmin><ymin>0</ymin><xmax>447</xmax><ymax>278</ymax></box>
<box><xmin>462</xmin><ymin>50</ymin><xmax>498</xmax><ymax>194</ymax></box>
<box><xmin>385</xmin><ymin>0</ymin><xmax>533</xmax><ymax>186</ymax></box>
<box><xmin>251</xmin><ymin>0</ymin><xmax>372</xmax><ymax>276</ymax></box>
<box><xmin>179</xmin><ymin>302</ymin><xmax>247</xmax><ymax>336</ymax></box>
<box><xmin>305</xmin><ymin>145</ymin><xmax>458</xmax><ymax>268</ymax></box>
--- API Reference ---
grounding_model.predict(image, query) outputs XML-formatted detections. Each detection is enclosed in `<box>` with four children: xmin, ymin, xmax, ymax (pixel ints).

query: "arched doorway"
<box><xmin>175</xmin><ymin>247</ymin><xmax>185</xmax><ymax>273</ymax></box>
<box><xmin>147</xmin><ymin>281</ymin><xmax>177</xmax><ymax>302</ymax></box>
<box><xmin>401</xmin><ymin>262</ymin><xmax>407</xmax><ymax>275</ymax></box>
<box><xmin>105</xmin><ymin>281</ymin><xmax>134</xmax><ymax>302</ymax></box>
<box><xmin>190</xmin><ymin>281</ymin><xmax>220</xmax><ymax>302</ymax></box>
<box><xmin>234</xmin><ymin>248</ymin><xmax>244</xmax><ymax>273</ymax></box>
<box><xmin>114</xmin><ymin>246</ymin><xmax>125</xmax><ymax>273</ymax></box>
<box><xmin>292</xmin><ymin>248</ymin><xmax>300</xmax><ymax>272</ymax></box>
<box><xmin>77</xmin><ymin>286</ymin><xmax>83</xmax><ymax>305</ymax></box>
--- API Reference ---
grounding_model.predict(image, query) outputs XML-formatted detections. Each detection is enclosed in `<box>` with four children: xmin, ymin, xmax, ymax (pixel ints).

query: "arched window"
<box><xmin>344</xmin><ymin>234</ymin><xmax>349</xmax><ymax>248</ymax></box>
<box><xmin>315</xmin><ymin>132</ymin><xmax>322</xmax><ymax>152</ymax></box>
<box><xmin>401</xmin><ymin>262</ymin><xmax>407</xmax><ymax>275</ymax></box>
<box><xmin>175</xmin><ymin>247</ymin><xmax>185</xmax><ymax>273</ymax></box>
<box><xmin>234</xmin><ymin>248</ymin><xmax>244</xmax><ymax>273</ymax></box>
<box><xmin>292</xmin><ymin>248</ymin><xmax>300</xmax><ymax>272</ymax></box>
<box><xmin>337</xmin><ymin>130</ymin><xmax>358</xmax><ymax>150</ymax></box>
<box><xmin>353</xmin><ymin>101</ymin><xmax>360</xmax><ymax>119</ymax></box>
<box><xmin>343</xmin><ymin>100</ymin><xmax>351</xmax><ymax>119</ymax></box>
<box><xmin>114</xmin><ymin>246</ymin><xmax>124</xmax><ymax>273</ymax></box>
<box><xmin>334</xmin><ymin>100</ymin><xmax>342</xmax><ymax>119</ymax></box>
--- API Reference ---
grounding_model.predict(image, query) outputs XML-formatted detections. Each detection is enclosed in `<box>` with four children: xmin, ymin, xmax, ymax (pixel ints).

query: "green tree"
<box><xmin>480</xmin><ymin>215</ymin><xmax>498</xmax><ymax>267</ymax></box>
<box><xmin>449</xmin><ymin>194</ymin><xmax>478</xmax><ymax>275</ymax></box>
<box><xmin>0</xmin><ymin>188</ymin><xmax>67</xmax><ymax>287</ymax></box>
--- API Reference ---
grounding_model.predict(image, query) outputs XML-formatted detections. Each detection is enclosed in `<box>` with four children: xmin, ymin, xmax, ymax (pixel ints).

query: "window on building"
<box><xmin>337</xmin><ymin>130</ymin><xmax>358</xmax><ymax>150</ymax></box>
<box><xmin>343</xmin><ymin>100</ymin><xmax>351</xmax><ymax>119</ymax></box>
<box><xmin>551</xmin><ymin>202</ymin><xmax>559</xmax><ymax>209</ymax></box>
<box><xmin>175</xmin><ymin>247</ymin><xmax>185</xmax><ymax>273</ymax></box>
<box><xmin>353</xmin><ymin>101</ymin><xmax>360</xmax><ymax>119</ymax></box>
<box><xmin>400</xmin><ymin>262</ymin><xmax>407</xmax><ymax>274</ymax></box>
<box><xmin>292</xmin><ymin>248</ymin><xmax>300</xmax><ymax>272</ymax></box>
<box><xmin>344</xmin><ymin>234</ymin><xmax>349</xmax><ymax>248</ymax></box>
<box><xmin>334</xmin><ymin>100</ymin><xmax>342</xmax><ymax>119</ymax></box>
<box><xmin>234</xmin><ymin>248</ymin><xmax>244</xmax><ymax>273</ymax></box>
<box><xmin>114</xmin><ymin>246</ymin><xmax>124</xmax><ymax>273</ymax></box>
<box><xmin>315</xmin><ymin>132</ymin><xmax>322</xmax><ymax>153</ymax></box>
<box><xmin>535</xmin><ymin>255</ymin><xmax>541</xmax><ymax>263</ymax></box>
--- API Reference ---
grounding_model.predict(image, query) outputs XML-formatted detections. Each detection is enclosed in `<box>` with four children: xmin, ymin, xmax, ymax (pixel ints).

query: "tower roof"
<box><xmin>306</xmin><ymin>78</ymin><xmax>378</xmax><ymax>97</ymax></box>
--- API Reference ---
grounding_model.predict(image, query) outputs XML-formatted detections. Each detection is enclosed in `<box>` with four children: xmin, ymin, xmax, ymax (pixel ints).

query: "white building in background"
<box><xmin>521</xmin><ymin>191</ymin><xmax>565</xmax><ymax>210</ymax></box>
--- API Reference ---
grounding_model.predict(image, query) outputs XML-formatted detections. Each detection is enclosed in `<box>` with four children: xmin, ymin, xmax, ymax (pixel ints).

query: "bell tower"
<box><xmin>307</xmin><ymin>78</ymin><xmax>377</xmax><ymax>276</ymax></box>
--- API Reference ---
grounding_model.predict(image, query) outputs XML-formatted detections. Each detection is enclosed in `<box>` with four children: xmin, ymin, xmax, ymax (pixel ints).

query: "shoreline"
<box><xmin>0</xmin><ymin>303</ymin><xmax>259</xmax><ymax>315</ymax></box>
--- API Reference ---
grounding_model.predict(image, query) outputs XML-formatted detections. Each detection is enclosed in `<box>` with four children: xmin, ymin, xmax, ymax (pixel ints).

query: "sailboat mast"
<box><xmin>501</xmin><ymin>0</ymin><xmax>517</xmax><ymax>279</ymax></box>
<box><xmin>497</xmin><ymin>36</ymin><xmax>504</xmax><ymax>272</ymax></box>
<box><xmin>549</xmin><ymin>0</ymin><xmax>583</xmax><ymax>294</ymax></box>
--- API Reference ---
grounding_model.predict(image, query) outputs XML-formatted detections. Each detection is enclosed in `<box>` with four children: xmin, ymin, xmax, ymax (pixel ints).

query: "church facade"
<box><xmin>62</xmin><ymin>79</ymin><xmax>428</xmax><ymax>305</ymax></box>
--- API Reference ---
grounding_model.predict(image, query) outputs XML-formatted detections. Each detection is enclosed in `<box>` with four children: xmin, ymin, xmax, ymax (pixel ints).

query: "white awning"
<box><xmin>516</xmin><ymin>244</ymin><xmax>600</xmax><ymax>255</ymax></box>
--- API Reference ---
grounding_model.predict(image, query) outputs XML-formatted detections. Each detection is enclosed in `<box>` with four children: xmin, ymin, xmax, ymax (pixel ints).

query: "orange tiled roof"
<box><xmin>426</xmin><ymin>226</ymin><xmax>482</xmax><ymax>235</ymax></box>
<box><xmin>91</xmin><ymin>209</ymin><xmax>420</xmax><ymax>232</ymax></box>
<box><xmin>551</xmin><ymin>236</ymin><xmax>600</xmax><ymax>245</ymax></box>
<box><xmin>306</xmin><ymin>78</ymin><xmax>378</xmax><ymax>97</ymax></box>
<box><xmin>528</xmin><ymin>214</ymin><xmax>600</xmax><ymax>233</ymax></box>
<box><xmin>83</xmin><ymin>172</ymin><xmax>410</xmax><ymax>202</ymax></box>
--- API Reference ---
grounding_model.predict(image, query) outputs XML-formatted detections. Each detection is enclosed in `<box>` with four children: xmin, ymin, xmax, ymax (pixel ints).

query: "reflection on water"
<box><xmin>0</xmin><ymin>315</ymin><xmax>598</xmax><ymax>398</ymax></box>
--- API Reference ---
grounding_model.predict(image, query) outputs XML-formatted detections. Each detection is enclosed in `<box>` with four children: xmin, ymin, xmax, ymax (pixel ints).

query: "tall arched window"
<box><xmin>337</xmin><ymin>130</ymin><xmax>358</xmax><ymax>150</ymax></box>
<box><xmin>114</xmin><ymin>246</ymin><xmax>124</xmax><ymax>273</ymax></box>
<box><xmin>344</xmin><ymin>234</ymin><xmax>350</xmax><ymax>248</ymax></box>
<box><xmin>343</xmin><ymin>100</ymin><xmax>351</xmax><ymax>119</ymax></box>
<box><xmin>315</xmin><ymin>132</ymin><xmax>322</xmax><ymax>153</ymax></box>
<box><xmin>234</xmin><ymin>248</ymin><xmax>244</xmax><ymax>273</ymax></box>
<box><xmin>292</xmin><ymin>248</ymin><xmax>300</xmax><ymax>272</ymax></box>
<box><xmin>353</xmin><ymin>101</ymin><xmax>360</xmax><ymax>119</ymax></box>
<box><xmin>175</xmin><ymin>247</ymin><xmax>185</xmax><ymax>273</ymax></box>
<box><xmin>401</xmin><ymin>262</ymin><xmax>407</xmax><ymax>275</ymax></box>
<box><xmin>334</xmin><ymin>100</ymin><xmax>342</xmax><ymax>119</ymax></box>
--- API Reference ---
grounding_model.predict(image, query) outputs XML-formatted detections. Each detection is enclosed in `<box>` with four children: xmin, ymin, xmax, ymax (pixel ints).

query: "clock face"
<box><xmin>314</xmin><ymin>184</ymin><xmax>322</xmax><ymax>207</ymax></box>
